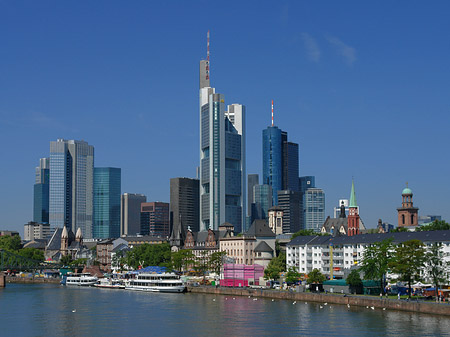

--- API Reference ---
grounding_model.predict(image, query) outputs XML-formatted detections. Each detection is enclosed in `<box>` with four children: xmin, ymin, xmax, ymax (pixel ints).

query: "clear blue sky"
<box><xmin>1</xmin><ymin>1</ymin><xmax>450</xmax><ymax>235</ymax></box>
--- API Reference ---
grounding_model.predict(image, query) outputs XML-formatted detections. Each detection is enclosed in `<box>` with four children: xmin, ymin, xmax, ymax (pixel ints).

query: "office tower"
<box><xmin>253</xmin><ymin>184</ymin><xmax>273</xmax><ymax>220</ymax></box>
<box><xmin>93</xmin><ymin>167</ymin><xmax>121</xmax><ymax>239</ymax></box>
<box><xmin>24</xmin><ymin>221</ymin><xmax>53</xmax><ymax>241</ymax></box>
<box><xmin>262</xmin><ymin>126</ymin><xmax>283</xmax><ymax>205</ymax></box>
<box><xmin>199</xmin><ymin>33</ymin><xmax>246</xmax><ymax>232</ymax></box>
<box><xmin>33</xmin><ymin>158</ymin><xmax>50</xmax><ymax>223</ymax></box>
<box><xmin>262</xmin><ymin>103</ymin><xmax>299</xmax><ymax>205</ymax></box>
<box><xmin>299</xmin><ymin>176</ymin><xmax>316</xmax><ymax>228</ymax></box>
<box><xmin>49</xmin><ymin>139</ymin><xmax>94</xmax><ymax>238</ymax></box>
<box><xmin>283</xmin><ymin>142</ymin><xmax>299</xmax><ymax>192</ymax></box>
<box><xmin>140</xmin><ymin>202</ymin><xmax>170</xmax><ymax>237</ymax></box>
<box><xmin>170</xmin><ymin>177</ymin><xmax>200</xmax><ymax>235</ymax></box>
<box><xmin>277</xmin><ymin>190</ymin><xmax>301</xmax><ymax>233</ymax></box>
<box><xmin>120</xmin><ymin>193</ymin><xmax>146</xmax><ymax>236</ymax></box>
<box><xmin>303</xmin><ymin>188</ymin><xmax>325</xmax><ymax>232</ymax></box>
<box><xmin>247</xmin><ymin>174</ymin><xmax>259</xmax><ymax>217</ymax></box>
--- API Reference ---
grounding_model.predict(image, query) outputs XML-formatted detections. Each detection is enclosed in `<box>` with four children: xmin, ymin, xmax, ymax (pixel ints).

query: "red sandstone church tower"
<box><xmin>347</xmin><ymin>180</ymin><xmax>360</xmax><ymax>236</ymax></box>
<box><xmin>397</xmin><ymin>184</ymin><xmax>419</xmax><ymax>227</ymax></box>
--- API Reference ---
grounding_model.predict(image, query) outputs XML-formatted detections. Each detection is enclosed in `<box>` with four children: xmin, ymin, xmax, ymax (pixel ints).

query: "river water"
<box><xmin>1</xmin><ymin>283</ymin><xmax>450</xmax><ymax>336</ymax></box>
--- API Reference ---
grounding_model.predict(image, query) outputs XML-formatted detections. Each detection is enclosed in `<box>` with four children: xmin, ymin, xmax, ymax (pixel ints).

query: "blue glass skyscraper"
<box><xmin>93</xmin><ymin>167</ymin><xmax>121</xmax><ymax>239</ymax></box>
<box><xmin>33</xmin><ymin>158</ymin><xmax>50</xmax><ymax>223</ymax></box>
<box><xmin>262</xmin><ymin>126</ymin><xmax>283</xmax><ymax>205</ymax></box>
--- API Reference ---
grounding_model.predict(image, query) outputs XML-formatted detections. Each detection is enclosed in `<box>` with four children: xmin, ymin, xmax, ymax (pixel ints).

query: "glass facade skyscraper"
<box><xmin>199</xmin><ymin>58</ymin><xmax>246</xmax><ymax>232</ymax></box>
<box><xmin>253</xmin><ymin>184</ymin><xmax>272</xmax><ymax>220</ymax></box>
<box><xmin>262</xmin><ymin>126</ymin><xmax>283</xmax><ymax>205</ymax></box>
<box><xmin>303</xmin><ymin>188</ymin><xmax>325</xmax><ymax>232</ymax></box>
<box><xmin>49</xmin><ymin>139</ymin><xmax>94</xmax><ymax>238</ymax></box>
<box><xmin>93</xmin><ymin>167</ymin><xmax>121</xmax><ymax>239</ymax></box>
<box><xmin>263</xmin><ymin>126</ymin><xmax>299</xmax><ymax>205</ymax></box>
<box><xmin>33</xmin><ymin>158</ymin><xmax>50</xmax><ymax>223</ymax></box>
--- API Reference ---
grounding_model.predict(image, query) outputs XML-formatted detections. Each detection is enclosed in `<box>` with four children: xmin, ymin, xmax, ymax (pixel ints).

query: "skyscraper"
<box><xmin>262</xmin><ymin>103</ymin><xmax>299</xmax><ymax>205</ymax></box>
<box><xmin>199</xmin><ymin>33</ymin><xmax>246</xmax><ymax>232</ymax></box>
<box><xmin>49</xmin><ymin>139</ymin><xmax>94</xmax><ymax>238</ymax></box>
<box><xmin>303</xmin><ymin>188</ymin><xmax>325</xmax><ymax>232</ymax></box>
<box><xmin>93</xmin><ymin>167</ymin><xmax>121</xmax><ymax>239</ymax></box>
<box><xmin>247</xmin><ymin>174</ymin><xmax>259</xmax><ymax>217</ymax></box>
<box><xmin>170</xmin><ymin>177</ymin><xmax>200</xmax><ymax>234</ymax></box>
<box><xmin>277</xmin><ymin>190</ymin><xmax>301</xmax><ymax>233</ymax></box>
<box><xmin>33</xmin><ymin>157</ymin><xmax>50</xmax><ymax>223</ymax></box>
<box><xmin>140</xmin><ymin>202</ymin><xmax>170</xmax><ymax>237</ymax></box>
<box><xmin>253</xmin><ymin>184</ymin><xmax>273</xmax><ymax>220</ymax></box>
<box><xmin>120</xmin><ymin>193</ymin><xmax>147</xmax><ymax>236</ymax></box>
<box><xmin>299</xmin><ymin>176</ymin><xmax>315</xmax><ymax>228</ymax></box>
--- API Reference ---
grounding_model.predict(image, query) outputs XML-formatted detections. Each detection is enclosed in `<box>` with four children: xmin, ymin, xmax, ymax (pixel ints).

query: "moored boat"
<box><xmin>62</xmin><ymin>273</ymin><xmax>98</xmax><ymax>286</ymax></box>
<box><xmin>94</xmin><ymin>278</ymin><xmax>125</xmax><ymax>289</ymax></box>
<box><xmin>125</xmin><ymin>272</ymin><xmax>186</xmax><ymax>293</ymax></box>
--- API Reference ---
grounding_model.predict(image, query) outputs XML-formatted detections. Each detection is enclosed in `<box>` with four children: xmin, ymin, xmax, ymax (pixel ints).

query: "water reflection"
<box><xmin>1</xmin><ymin>284</ymin><xmax>450</xmax><ymax>337</ymax></box>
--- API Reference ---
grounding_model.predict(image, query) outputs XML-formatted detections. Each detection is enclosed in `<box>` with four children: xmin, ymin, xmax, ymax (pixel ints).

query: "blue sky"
<box><xmin>1</xmin><ymin>1</ymin><xmax>450</xmax><ymax>234</ymax></box>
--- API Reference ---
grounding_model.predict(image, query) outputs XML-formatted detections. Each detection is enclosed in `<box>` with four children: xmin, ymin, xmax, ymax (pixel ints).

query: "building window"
<box><xmin>402</xmin><ymin>214</ymin><xmax>405</xmax><ymax>225</ymax></box>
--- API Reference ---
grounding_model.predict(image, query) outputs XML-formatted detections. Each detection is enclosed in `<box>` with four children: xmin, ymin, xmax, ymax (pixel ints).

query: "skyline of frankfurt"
<box><xmin>1</xmin><ymin>1</ymin><xmax>450</xmax><ymax>234</ymax></box>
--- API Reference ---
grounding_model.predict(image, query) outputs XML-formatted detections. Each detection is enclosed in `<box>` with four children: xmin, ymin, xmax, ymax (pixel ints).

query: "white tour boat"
<box><xmin>63</xmin><ymin>273</ymin><xmax>98</xmax><ymax>286</ymax></box>
<box><xmin>125</xmin><ymin>272</ymin><xmax>186</xmax><ymax>293</ymax></box>
<box><xmin>94</xmin><ymin>278</ymin><xmax>125</xmax><ymax>289</ymax></box>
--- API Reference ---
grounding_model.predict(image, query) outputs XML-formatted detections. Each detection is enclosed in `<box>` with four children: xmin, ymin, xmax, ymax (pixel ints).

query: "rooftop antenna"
<box><xmin>271</xmin><ymin>100</ymin><xmax>274</xmax><ymax>126</ymax></box>
<box><xmin>206</xmin><ymin>30</ymin><xmax>210</xmax><ymax>81</ymax></box>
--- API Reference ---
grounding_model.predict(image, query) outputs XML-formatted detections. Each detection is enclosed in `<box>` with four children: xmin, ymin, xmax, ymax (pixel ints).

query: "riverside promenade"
<box><xmin>188</xmin><ymin>286</ymin><xmax>450</xmax><ymax>316</ymax></box>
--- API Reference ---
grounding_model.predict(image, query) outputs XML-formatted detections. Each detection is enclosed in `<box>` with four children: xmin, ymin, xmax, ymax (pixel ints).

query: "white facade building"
<box><xmin>287</xmin><ymin>231</ymin><xmax>450</xmax><ymax>281</ymax></box>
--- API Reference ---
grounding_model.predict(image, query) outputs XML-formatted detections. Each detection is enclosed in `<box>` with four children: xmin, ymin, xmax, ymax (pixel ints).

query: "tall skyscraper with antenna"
<box><xmin>262</xmin><ymin>101</ymin><xmax>299</xmax><ymax>205</ymax></box>
<box><xmin>199</xmin><ymin>32</ymin><xmax>246</xmax><ymax>232</ymax></box>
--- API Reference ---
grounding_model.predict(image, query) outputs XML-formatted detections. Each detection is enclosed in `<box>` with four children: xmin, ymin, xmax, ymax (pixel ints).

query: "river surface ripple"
<box><xmin>1</xmin><ymin>283</ymin><xmax>450</xmax><ymax>336</ymax></box>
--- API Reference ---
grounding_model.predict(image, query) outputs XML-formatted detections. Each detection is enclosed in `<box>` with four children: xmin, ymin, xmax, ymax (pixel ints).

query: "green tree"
<box><xmin>417</xmin><ymin>220</ymin><xmax>450</xmax><ymax>232</ymax></box>
<box><xmin>0</xmin><ymin>235</ymin><xmax>22</xmax><ymax>252</ymax></box>
<box><xmin>209</xmin><ymin>251</ymin><xmax>226</xmax><ymax>276</ymax></box>
<box><xmin>264</xmin><ymin>253</ymin><xmax>286</xmax><ymax>280</ymax></box>
<box><xmin>71</xmin><ymin>258</ymin><xmax>88</xmax><ymax>266</ymax></box>
<box><xmin>390</xmin><ymin>227</ymin><xmax>408</xmax><ymax>233</ymax></box>
<box><xmin>389</xmin><ymin>239</ymin><xmax>426</xmax><ymax>299</ymax></box>
<box><xmin>359</xmin><ymin>238</ymin><xmax>394</xmax><ymax>295</ymax></box>
<box><xmin>18</xmin><ymin>247</ymin><xmax>44</xmax><ymax>262</ymax></box>
<box><xmin>60</xmin><ymin>255</ymin><xmax>73</xmax><ymax>266</ymax></box>
<box><xmin>346</xmin><ymin>269</ymin><xmax>363</xmax><ymax>294</ymax></box>
<box><xmin>291</xmin><ymin>229</ymin><xmax>326</xmax><ymax>239</ymax></box>
<box><xmin>307</xmin><ymin>268</ymin><xmax>325</xmax><ymax>284</ymax></box>
<box><xmin>285</xmin><ymin>267</ymin><xmax>302</xmax><ymax>284</ymax></box>
<box><xmin>124</xmin><ymin>243</ymin><xmax>172</xmax><ymax>269</ymax></box>
<box><xmin>425</xmin><ymin>243</ymin><xmax>449</xmax><ymax>300</ymax></box>
<box><xmin>171</xmin><ymin>249</ymin><xmax>196</xmax><ymax>273</ymax></box>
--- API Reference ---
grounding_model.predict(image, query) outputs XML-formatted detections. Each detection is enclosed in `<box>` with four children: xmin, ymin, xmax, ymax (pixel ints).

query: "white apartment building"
<box><xmin>287</xmin><ymin>230</ymin><xmax>450</xmax><ymax>280</ymax></box>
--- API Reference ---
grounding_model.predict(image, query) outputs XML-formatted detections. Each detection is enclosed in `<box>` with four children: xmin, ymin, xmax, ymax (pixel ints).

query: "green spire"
<box><xmin>349</xmin><ymin>179</ymin><xmax>357</xmax><ymax>208</ymax></box>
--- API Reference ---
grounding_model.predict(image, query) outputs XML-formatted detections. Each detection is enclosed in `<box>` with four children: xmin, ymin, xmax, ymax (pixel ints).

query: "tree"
<box><xmin>291</xmin><ymin>229</ymin><xmax>327</xmax><ymax>239</ymax></box>
<box><xmin>389</xmin><ymin>239</ymin><xmax>426</xmax><ymax>299</ymax></box>
<box><xmin>359</xmin><ymin>238</ymin><xmax>394</xmax><ymax>295</ymax></box>
<box><xmin>124</xmin><ymin>243</ymin><xmax>171</xmax><ymax>269</ymax></box>
<box><xmin>307</xmin><ymin>268</ymin><xmax>325</xmax><ymax>284</ymax></box>
<box><xmin>18</xmin><ymin>247</ymin><xmax>44</xmax><ymax>262</ymax></box>
<box><xmin>264</xmin><ymin>253</ymin><xmax>286</xmax><ymax>280</ymax></box>
<box><xmin>171</xmin><ymin>249</ymin><xmax>196</xmax><ymax>273</ymax></box>
<box><xmin>424</xmin><ymin>243</ymin><xmax>449</xmax><ymax>300</ymax></box>
<box><xmin>209</xmin><ymin>251</ymin><xmax>226</xmax><ymax>276</ymax></box>
<box><xmin>60</xmin><ymin>255</ymin><xmax>73</xmax><ymax>266</ymax></box>
<box><xmin>0</xmin><ymin>235</ymin><xmax>22</xmax><ymax>252</ymax></box>
<box><xmin>346</xmin><ymin>269</ymin><xmax>363</xmax><ymax>294</ymax></box>
<box><xmin>417</xmin><ymin>220</ymin><xmax>450</xmax><ymax>232</ymax></box>
<box><xmin>285</xmin><ymin>267</ymin><xmax>302</xmax><ymax>284</ymax></box>
<box><xmin>390</xmin><ymin>227</ymin><xmax>408</xmax><ymax>233</ymax></box>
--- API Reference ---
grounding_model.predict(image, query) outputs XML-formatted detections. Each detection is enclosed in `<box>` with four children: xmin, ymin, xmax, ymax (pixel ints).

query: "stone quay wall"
<box><xmin>6</xmin><ymin>276</ymin><xmax>60</xmax><ymax>284</ymax></box>
<box><xmin>188</xmin><ymin>286</ymin><xmax>450</xmax><ymax>316</ymax></box>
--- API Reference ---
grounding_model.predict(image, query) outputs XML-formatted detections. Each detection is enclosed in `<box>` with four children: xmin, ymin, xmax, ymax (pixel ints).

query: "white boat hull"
<box><xmin>125</xmin><ymin>285</ymin><xmax>186</xmax><ymax>293</ymax></box>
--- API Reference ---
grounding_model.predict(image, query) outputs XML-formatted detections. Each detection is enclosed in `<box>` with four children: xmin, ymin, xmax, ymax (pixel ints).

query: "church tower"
<box><xmin>61</xmin><ymin>226</ymin><xmax>69</xmax><ymax>256</ymax></box>
<box><xmin>347</xmin><ymin>180</ymin><xmax>360</xmax><ymax>236</ymax></box>
<box><xmin>397</xmin><ymin>184</ymin><xmax>419</xmax><ymax>227</ymax></box>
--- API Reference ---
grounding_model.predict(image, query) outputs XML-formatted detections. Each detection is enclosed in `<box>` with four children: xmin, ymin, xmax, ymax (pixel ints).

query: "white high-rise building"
<box><xmin>49</xmin><ymin>139</ymin><xmax>94</xmax><ymax>238</ymax></box>
<box><xmin>199</xmin><ymin>35</ymin><xmax>245</xmax><ymax>232</ymax></box>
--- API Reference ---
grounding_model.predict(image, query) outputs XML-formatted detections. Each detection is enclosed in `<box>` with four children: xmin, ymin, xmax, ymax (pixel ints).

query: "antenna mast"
<box><xmin>206</xmin><ymin>30</ymin><xmax>210</xmax><ymax>81</ymax></box>
<box><xmin>271</xmin><ymin>100</ymin><xmax>274</xmax><ymax>126</ymax></box>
